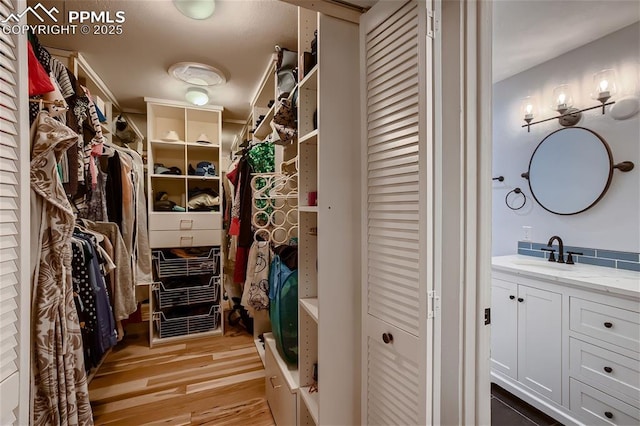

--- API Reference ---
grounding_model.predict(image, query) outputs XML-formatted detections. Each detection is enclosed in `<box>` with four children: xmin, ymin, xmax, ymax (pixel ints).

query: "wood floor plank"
<box><xmin>89</xmin><ymin>321</ymin><xmax>275</xmax><ymax>426</ymax></box>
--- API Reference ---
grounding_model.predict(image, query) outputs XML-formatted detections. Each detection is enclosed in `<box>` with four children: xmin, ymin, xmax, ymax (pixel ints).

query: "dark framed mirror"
<box><xmin>521</xmin><ymin>127</ymin><xmax>634</xmax><ymax>215</ymax></box>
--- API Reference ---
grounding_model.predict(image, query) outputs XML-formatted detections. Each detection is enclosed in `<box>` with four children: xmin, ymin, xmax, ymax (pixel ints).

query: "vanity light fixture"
<box><xmin>173</xmin><ymin>0</ymin><xmax>215</xmax><ymax>20</ymax></box>
<box><xmin>521</xmin><ymin>96</ymin><xmax>536</xmax><ymax>132</ymax></box>
<box><xmin>185</xmin><ymin>87</ymin><xmax>209</xmax><ymax>106</ymax></box>
<box><xmin>592</xmin><ymin>69</ymin><xmax>617</xmax><ymax>113</ymax></box>
<box><xmin>521</xmin><ymin>73</ymin><xmax>617</xmax><ymax>131</ymax></box>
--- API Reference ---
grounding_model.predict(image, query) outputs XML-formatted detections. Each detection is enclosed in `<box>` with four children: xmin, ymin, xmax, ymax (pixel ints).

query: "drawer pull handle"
<box><xmin>604</xmin><ymin>411</ymin><xmax>613</xmax><ymax>419</ymax></box>
<box><xmin>517</xmin><ymin>297</ymin><xmax>524</xmax><ymax>303</ymax></box>
<box><xmin>180</xmin><ymin>219</ymin><xmax>193</xmax><ymax>229</ymax></box>
<box><xmin>509</xmin><ymin>295</ymin><xmax>515</xmax><ymax>300</ymax></box>
<box><xmin>382</xmin><ymin>333</ymin><xmax>393</xmax><ymax>344</ymax></box>
<box><xmin>604</xmin><ymin>366</ymin><xmax>613</xmax><ymax>373</ymax></box>
<box><xmin>269</xmin><ymin>376</ymin><xmax>282</xmax><ymax>389</ymax></box>
<box><xmin>604</xmin><ymin>322</ymin><xmax>613</xmax><ymax>328</ymax></box>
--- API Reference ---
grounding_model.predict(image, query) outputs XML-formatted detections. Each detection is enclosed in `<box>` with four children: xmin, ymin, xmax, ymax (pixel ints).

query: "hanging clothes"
<box><xmin>241</xmin><ymin>241</ymin><xmax>272</xmax><ymax>317</ymax></box>
<box><xmin>30</xmin><ymin>111</ymin><xmax>93</xmax><ymax>425</ymax></box>
<box><xmin>83</xmin><ymin>220</ymin><xmax>136</xmax><ymax>321</ymax></box>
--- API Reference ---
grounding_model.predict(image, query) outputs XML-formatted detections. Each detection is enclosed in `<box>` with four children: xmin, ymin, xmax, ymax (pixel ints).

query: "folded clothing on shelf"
<box><xmin>154</xmin><ymin>163</ymin><xmax>182</xmax><ymax>175</ymax></box>
<box><xmin>188</xmin><ymin>161</ymin><xmax>216</xmax><ymax>177</ymax></box>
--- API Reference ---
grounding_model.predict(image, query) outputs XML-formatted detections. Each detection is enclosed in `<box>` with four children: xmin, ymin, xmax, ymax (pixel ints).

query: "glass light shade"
<box><xmin>185</xmin><ymin>87</ymin><xmax>209</xmax><ymax>106</ymax></box>
<box><xmin>173</xmin><ymin>0</ymin><xmax>215</xmax><ymax>20</ymax></box>
<box><xmin>521</xmin><ymin>96</ymin><xmax>537</xmax><ymax>121</ymax></box>
<box><xmin>552</xmin><ymin>84</ymin><xmax>573</xmax><ymax>112</ymax></box>
<box><xmin>592</xmin><ymin>69</ymin><xmax>617</xmax><ymax>102</ymax></box>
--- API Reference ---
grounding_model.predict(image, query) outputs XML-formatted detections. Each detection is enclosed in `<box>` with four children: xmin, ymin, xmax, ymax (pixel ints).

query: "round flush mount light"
<box><xmin>186</xmin><ymin>87</ymin><xmax>209</xmax><ymax>106</ymax></box>
<box><xmin>168</xmin><ymin>62</ymin><xmax>226</xmax><ymax>86</ymax></box>
<box><xmin>173</xmin><ymin>0</ymin><xmax>215</xmax><ymax>20</ymax></box>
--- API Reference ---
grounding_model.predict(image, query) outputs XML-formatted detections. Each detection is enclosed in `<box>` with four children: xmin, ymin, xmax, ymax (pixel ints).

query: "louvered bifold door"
<box><xmin>0</xmin><ymin>0</ymin><xmax>28</xmax><ymax>424</ymax></box>
<box><xmin>361</xmin><ymin>1</ymin><xmax>433</xmax><ymax>425</ymax></box>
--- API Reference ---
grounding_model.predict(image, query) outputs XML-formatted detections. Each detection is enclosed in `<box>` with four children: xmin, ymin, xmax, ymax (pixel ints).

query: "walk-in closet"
<box><xmin>6</xmin><ymin>0</ymin><xmax>636</xmax><ymax>425</ymax></box>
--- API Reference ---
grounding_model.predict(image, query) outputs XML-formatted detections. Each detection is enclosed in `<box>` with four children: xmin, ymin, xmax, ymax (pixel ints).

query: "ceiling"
<box><xmin>493</xmin><ymin>0</ymin><xmax>640</xmax><ymax>83</ymax></box>
<box><xmin>31</xmin><ymin>0</ymin><xmax>640</xmax><ymax>144</ymax></box>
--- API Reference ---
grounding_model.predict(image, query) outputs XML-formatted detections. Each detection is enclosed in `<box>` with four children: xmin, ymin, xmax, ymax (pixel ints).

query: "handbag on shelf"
<box><xmin>276</xmin><ymin>46</ymin><xmax>297</xmax><ymax>100</ymax></box>
<box><xmin>271</xmin><ymin>95</ymin><xmax>297</xmax><ymax>145</ymax></box>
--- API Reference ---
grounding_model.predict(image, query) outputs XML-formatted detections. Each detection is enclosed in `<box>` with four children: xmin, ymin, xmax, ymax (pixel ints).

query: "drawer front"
<box><xmin>148</xmin><ymin>213</ymin><xmax>222</xmax><ymax>231</ymax></box>
<box><xmin>570</xmin><ymin>378</ymin><xmax>640</xmax><ymax>425</ymax></box>
<box><xmin>265</xmin><ymin>344</ymin><xmax>297</xmax><ymax>426</ymax></box>
<box><xmin>570</xmin><ymin>338</ymin><xmax>640</xmax><ymax>405</ymax></box>
<box><xmin>570</xmin><ymin>297</ymin><xmax>640</xmax><ymax>353</ymax></box>
<box><xmin>149</xmin><ymin>230</ymin><xmax>221</xmax><ymax>248</ymax></box>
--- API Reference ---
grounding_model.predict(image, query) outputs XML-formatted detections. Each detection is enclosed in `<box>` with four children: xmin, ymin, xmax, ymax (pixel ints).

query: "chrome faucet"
<box><xmin>547</xmin><ymin>235</ymin><xmax>564</xmax><ymax>263</ymax></box>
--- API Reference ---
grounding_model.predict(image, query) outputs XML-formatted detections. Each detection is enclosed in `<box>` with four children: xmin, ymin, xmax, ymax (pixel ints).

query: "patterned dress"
<box><xmin>30</xmin><ymin>112</ymin><xmax>94</xmax><ymax>425</ymax></box>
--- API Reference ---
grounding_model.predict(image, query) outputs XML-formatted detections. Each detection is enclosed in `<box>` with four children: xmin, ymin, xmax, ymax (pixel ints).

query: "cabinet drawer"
<box><xmin>149</xmin><ymin>212</ymin><xmax>221</xmax><ymax>231</ymax></box>
<box><xmin>265</xmin><ymin>343</ymin><xmax>297</xmax><ymax>426</ymax></box>
<box><xmin>570</xmin><ymin>378</ymin><xmax>640</xmax><ymax>425</ymax></box>
<box><xmin>570</xmin><ymin>338</ymin><xmax>640</xmax><ymax>405</ymax></box>
<box><xmin>570</xmin><ymin>297</ymin><xmax>640</xmax><ymax>353</ymax></box>
<box><xmin>149</xmin><ymin>230</ymin><xmax>221</xmax><ymax>248</ymax></box>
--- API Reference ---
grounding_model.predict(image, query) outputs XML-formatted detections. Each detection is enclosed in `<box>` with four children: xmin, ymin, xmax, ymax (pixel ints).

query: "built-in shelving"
<box><xmin>299</xmin><ymin>130</ymin><xmax>318</xmax><ymax>145</ymax></box>
<box><xmin>265</xmin><ymin>333</ymin><xmax>299</xmax><ymax>390</ymax></box>
<box><xmin>254</xmin><ymin>338</ymin><xmax>266</xmax><ymax>365</ymax></box>
<box><xmin>298</xmin><ymin>206</ymin><xmax>319</xmax><ymax>213</ymax></box>
<box><xmin>300</xmin><ymin>298</ymin><xmax>319</xmax><ymax>322</ymax></box>
<box><xmin>146</xmin><ymin>99</ymin><xmax>224</xmax><ymax>347</ymax></box>
<box><xmin>295</xmin><ymin>7</ymin><xmax>360</xmax><ymax>425</ymax></box>
<box><xmin>299</xmin><ymin>387</ymin><xmax>319</xmax><ymax>425</ymax></box>
<box><xmin>299</xmin><ymin>65</ymin><xmax>318</xmax><ymax>92</ymax></box>
<box><xmin>254</xmin><ymin>104</ymin><xmax>275</xmax><ymax>140</ymax></box>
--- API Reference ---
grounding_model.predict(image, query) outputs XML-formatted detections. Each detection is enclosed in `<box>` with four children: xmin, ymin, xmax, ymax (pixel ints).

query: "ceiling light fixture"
<box><xmin>173</xmin><ymin>0</ymin><xmax>216</xmax><ymax>20</ymax></box>
<box><xmin>186</xmin><ymin>87</ymin><xmax>209</xmax><ymax>106</ymax></box>
<box><xmin>168</xmin><ymin>62</ymin><xmax>226</xmax><ymax>86</ymax></box>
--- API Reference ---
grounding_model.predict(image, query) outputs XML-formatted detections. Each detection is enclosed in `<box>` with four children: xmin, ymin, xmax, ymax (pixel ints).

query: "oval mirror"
<box><xmin>526</xmin><ymin>127</ymin><xmax>613</xmax><ymax>215</ymax></box>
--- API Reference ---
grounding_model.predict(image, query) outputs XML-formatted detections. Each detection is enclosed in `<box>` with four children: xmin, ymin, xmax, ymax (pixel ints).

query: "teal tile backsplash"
<box><xmin>517</xmin><ymin>241</ymin><xmax>640</xmax><ymax>271</ymax></box>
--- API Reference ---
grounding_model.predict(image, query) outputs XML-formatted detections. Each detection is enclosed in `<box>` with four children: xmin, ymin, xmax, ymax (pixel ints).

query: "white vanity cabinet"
<box><xmin>491</xmin><ymin>255</ymin><xmax>640</xmax><ymax>426</ymax></box>
<box><xmin>491</xmin><ymin>276</ymin><xmax>562</xmax><ymax>404</ymax></box>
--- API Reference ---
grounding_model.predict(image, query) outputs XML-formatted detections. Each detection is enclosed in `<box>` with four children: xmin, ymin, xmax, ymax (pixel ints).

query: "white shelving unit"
<box><xmin>295</xmin><ymin>8</ymin><xmax>360</xmax><ymax>426</ymax></box>
<box><xmin>145</xmin><ymin>98</ymin><xmax>224</xmax><ymax>346</ymax></box>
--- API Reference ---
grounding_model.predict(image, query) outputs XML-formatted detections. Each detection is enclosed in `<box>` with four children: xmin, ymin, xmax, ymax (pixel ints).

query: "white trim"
<box><xmin>434</xmin><ymin>0</ymin><xmax>492</xmax><ymax>424</ymax></box>
<box><xmin>475</xmin><ymin>1</ymin><xmax>493</xmax><ymax>424</ymax></box>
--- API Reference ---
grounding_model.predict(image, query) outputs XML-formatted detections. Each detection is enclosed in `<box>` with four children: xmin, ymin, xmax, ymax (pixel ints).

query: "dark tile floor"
<box><xmin>491</xmin><ymin>384</ymin><xmax>564</xmax><ymax>426</ymax></box>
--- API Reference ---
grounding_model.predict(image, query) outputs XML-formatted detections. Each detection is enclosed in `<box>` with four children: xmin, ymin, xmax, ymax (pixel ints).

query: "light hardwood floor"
<box><xmin>89</xmin><ymin>319</ymin><xmax>275</xmax><ymax>425</ymax></box>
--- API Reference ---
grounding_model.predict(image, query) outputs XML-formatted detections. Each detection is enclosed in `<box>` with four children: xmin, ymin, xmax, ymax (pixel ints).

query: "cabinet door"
<box><xmin>517</xmin><ymin>285</ymin><xmax>562</xmax><ymax>404</ymax></box>
<box><xmin>491</xmin><ymin>279</ymin><xmax>518</xmax><ymax>380</ymax></box>
<box><xmin>361</xmin><ymin>1</ymin><xmax>432</xmax><ymax>424</ymax></box>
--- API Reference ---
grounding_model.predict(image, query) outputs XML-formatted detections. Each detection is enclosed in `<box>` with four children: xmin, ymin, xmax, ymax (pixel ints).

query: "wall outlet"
<box><xmin>522</xmin><ymin>226</ymin><xmax>532</xmax><ymax>241</ymax></box>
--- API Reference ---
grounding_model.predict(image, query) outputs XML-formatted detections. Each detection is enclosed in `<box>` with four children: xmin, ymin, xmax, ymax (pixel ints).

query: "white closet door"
<box><xmin>361</xmin><ymin>1</ymin><xmax>433</xmax><ymax>424</ymax></box>
<box><xmin>0</xmin><ymin>0</ymin><xmax>29</xmax><ymax>424</ymax></box>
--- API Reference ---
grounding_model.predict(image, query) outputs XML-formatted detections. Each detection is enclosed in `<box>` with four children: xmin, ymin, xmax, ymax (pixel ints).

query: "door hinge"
<box><xmin>484</xmin><ymin>308</ymin><xmax>491</xmax><ymax>325</ymax></box>
<box><xmin>428</xmin><ymin>290</ymin><xmax>439</xmax><ymax>319</ymax></box>
<box><xmin>427</xmin><ymin>9</ymin><xmax>436</xmax><ymax>39</ymax></box>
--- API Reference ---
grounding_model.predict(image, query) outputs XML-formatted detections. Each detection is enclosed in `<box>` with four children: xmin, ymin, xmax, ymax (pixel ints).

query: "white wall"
<box><xmin>492</xmin><ymin>22</ymin><xmax>640</xmax><ymax>255</ymax></box>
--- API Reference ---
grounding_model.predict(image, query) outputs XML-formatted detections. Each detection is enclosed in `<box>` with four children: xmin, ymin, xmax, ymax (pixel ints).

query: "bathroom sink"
<box><xmin>511</xmin><ymin>258</ymin><xmax>575</xmax><ymax>271</ymax></box>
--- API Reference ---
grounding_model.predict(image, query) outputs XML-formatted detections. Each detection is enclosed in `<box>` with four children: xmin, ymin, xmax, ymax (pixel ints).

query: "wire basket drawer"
<box><xmin>153</xmin><ymin>247</ymin><xmax>220</xmax><ymax>278</ymax></box>
<box><xmin>153</xmin><ymin>276</ymin><xmax>220</xmax><ymax>309</ymax></box>
<box><xmin>153</xmin><ymin>305</ymin><xmax>220</xmax><ymax>339</ymax></box>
